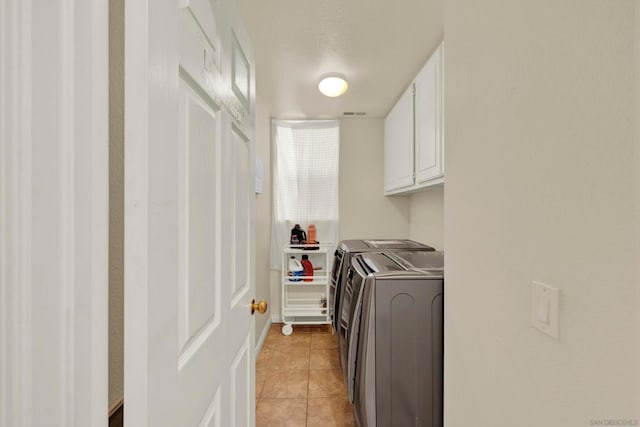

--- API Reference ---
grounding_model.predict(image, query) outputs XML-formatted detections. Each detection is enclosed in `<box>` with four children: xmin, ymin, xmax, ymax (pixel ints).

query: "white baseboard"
<box><xmin>271</xmin><ymin>313</ymin><xmax>282</xmax><ymax>323</ymax></box>
<box><xmin>255</xmin><ymin>317</ymin><xmax>272</xmax><ymax>355</ymax></box>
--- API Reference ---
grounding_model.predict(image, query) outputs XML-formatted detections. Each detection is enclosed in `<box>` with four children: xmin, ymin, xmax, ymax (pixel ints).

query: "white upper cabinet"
<box><xmin>384</xmin><ymin>83</ymin><xmax>415</xmax><ymax>193</ymax></box>
<box><xmin>384</xmin><ymin>42</ymin><xmax>444</xmax><ymax>195</ymax></box>
<box><xmin>415</xmin><ymin>43</ymin><xmax>443</xmax><ymax>184</ymax></box>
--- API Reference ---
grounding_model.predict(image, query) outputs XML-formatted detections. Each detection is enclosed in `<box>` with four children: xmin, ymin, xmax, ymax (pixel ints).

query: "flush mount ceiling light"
<box><xmin>318</xmin><ymin>75</ymin><xmax>349</xmax><ymax>97</ymax></box>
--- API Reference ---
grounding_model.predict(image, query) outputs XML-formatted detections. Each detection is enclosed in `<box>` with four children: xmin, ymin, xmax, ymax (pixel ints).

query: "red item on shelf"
<box><xmin>301</xmin><ymin>257</ymin><xmax>314</xmax><ymax>282</ymax></box>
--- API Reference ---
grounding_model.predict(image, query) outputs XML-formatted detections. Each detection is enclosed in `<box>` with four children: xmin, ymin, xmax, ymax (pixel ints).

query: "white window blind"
<box><xmin>270</xmin><ymin>120</ymin><xmax>340</xmax><ymax>269</ymax></box>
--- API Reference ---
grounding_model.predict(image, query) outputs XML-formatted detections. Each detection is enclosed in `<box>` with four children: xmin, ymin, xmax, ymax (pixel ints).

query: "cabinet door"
<box><xmin>415</xmin><ymin>43</ymin><xmax>443</xmax><ymax>184</ymax></box>
<box><xmin>384</xmin><ymin>84</ymin><xmax>415</xmax><ymax>193</ymax></box>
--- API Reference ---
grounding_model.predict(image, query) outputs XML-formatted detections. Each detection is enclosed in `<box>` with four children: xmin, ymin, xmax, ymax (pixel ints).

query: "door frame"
<box><xmin>124</xmin><ymin>1</ymin><xmax>181</xmax><ymax>425</ymax></box>
<box><xmin>0</xmin><ymin>0</ymin><xmax>109</xmax><ymax>426</ymax></box>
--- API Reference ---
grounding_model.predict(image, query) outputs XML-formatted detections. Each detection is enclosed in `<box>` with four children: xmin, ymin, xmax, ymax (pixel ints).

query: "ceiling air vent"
<box><xmin>342</xmin><ymin>112</ymin><xmax>366</xmax><ymax>116</ymax></box>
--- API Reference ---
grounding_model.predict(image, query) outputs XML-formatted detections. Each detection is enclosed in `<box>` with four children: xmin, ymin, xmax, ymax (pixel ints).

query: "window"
<box><xmin>270</xmin><ymin>120</ymin><xmax>340</xmax><ymax>269</ymax></box>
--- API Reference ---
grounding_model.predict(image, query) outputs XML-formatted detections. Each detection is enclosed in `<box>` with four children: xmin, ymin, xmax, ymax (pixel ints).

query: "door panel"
<box><xmin>223</xmin><ymin>121</ymin><xmax>254</xmax><ymax>426</ymax></box>
<box><xmin>231</xmin><ymin>337</ymin><xmax>251</xmax><ymax>427</ymax></box>
<box><xmin>231</xmin><ymin>32</ymin><xmax>251</xmax><ymax>109</ymax></box>
<box><xmin>177</xmin><ymin>77</ymin><xmax>226</xmax><ymax>427</ymax></box>
<box><xmin>232</xmin><ymin>129</ymin><xmax>251</xmax><ymax>304</ymax></box>
<box><xmin>179</xmin><ymin>83</ymin><xmax>221</xmax><ymax>354</ymax></box>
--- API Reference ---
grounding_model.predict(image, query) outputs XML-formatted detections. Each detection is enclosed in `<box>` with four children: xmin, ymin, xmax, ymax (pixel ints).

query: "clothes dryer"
<box><xmin>330</xmin><ymin>239</ymin><xmax>434</xmax><ymax>333</ymax></box>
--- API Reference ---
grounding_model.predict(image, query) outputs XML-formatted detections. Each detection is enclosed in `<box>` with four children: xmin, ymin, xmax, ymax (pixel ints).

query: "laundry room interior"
<box><xmin>103</xmin><ymin>0</ymin><xmax>639</xmax><ymax>426</ymax></box>
<box><xmin>244</xmin><ymin>1</ymin><xmax>639</xmax><ymax>425</ymax></box>
<box><xmin>3</xmin><ymin>0</ymin><xmax>639</xmax><ymax>425</ymax></box>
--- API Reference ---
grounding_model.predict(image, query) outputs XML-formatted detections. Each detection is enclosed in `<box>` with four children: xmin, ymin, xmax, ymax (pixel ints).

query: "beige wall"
<box><xmin>108</xmin><ymin>0</ymin><xmax>124</xmax><ymax>409</ymax></box>
<box><xmin>339</xmin><ymin>118</ymin><xmax>411</xmax><ymax>240</ymax></box>
<box><xmin>443</xmin><ymin>1</ymin><xmax>638</xmax><ymax>425</ymax></box>
<box><xmin>409</xmin><ymin>186</ymin><xmax>444</xmax><ymax>250</ymax></box>
<box><xmin>253</xmin><ymin>94</ymin><xmax>273</xmax><ymax>343</ymax></box>
<box><xmin>635</xmin><ymin>2</ymin><xmax>640</xmax><ymax>415</ymax></box>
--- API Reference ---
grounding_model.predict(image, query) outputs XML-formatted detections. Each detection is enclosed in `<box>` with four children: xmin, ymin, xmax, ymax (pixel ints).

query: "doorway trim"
<box><xmin>0</xmin><ymin>0</ymin><xmax>109</xmax><ymax>425</ymax></box>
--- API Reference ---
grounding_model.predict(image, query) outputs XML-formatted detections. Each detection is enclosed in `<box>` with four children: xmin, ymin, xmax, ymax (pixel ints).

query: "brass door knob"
<box><xmin>251</xmin><ymin>299</ymin><xmax>268</xmax><ymax>315</ymax></box>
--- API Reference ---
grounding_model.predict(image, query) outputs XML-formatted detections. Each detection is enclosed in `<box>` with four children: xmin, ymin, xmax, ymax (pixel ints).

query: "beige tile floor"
<box><xmin>256</xmin><ymin>323</ymin><xmax>356</xmax><ymax>427</ymax></box>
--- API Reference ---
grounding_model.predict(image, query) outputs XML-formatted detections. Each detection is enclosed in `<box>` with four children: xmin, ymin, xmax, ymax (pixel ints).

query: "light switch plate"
<box><xmin>531</xmin><ymin>281</ymin><xmax>560</xmax><ymax>340</ymax></box>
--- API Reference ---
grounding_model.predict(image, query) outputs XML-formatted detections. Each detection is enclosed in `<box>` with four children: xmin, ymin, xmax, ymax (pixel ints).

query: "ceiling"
<box><xmin>236</xmin><ymin>0</ymin><xmax>443</xmax><ymax>119</ymax></box>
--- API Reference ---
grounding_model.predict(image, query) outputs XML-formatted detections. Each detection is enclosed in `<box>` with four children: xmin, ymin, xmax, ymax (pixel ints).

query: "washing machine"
<box><xmin>342</xmin><ymin>251</ymin><xmax>444</xmax><ymax>427</ymax></box>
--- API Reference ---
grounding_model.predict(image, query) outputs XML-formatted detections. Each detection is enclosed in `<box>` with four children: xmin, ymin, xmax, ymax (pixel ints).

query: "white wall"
<box><xmin>339</xmin><ymin>118</ymin><xmax>411</xmax><ymax>240</ymax></box>
<box><xmin>253</xmin><ymin>94</ymin><xmax>273</xmax><ymax>343</ymax></box>
<box><xmin>444</xmin><ymin>1</ymin><xmax>638</xmax><ymax>425</ymax></box>
<box><xmin>409</xmin><ymin>186</ymin><xmax>444</xmax><ymax>250</ymax></box>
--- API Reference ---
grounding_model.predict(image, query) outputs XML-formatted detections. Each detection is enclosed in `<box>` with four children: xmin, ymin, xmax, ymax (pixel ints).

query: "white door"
<box><xmin>124</xmin><ymin>1</ymin><xmax>256</xmax><ymax>426</ymax></box>
<box><xmin>0</xmin><ymin>1</ymin><xmax>109</xmax><ymax>426</ymax></box>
